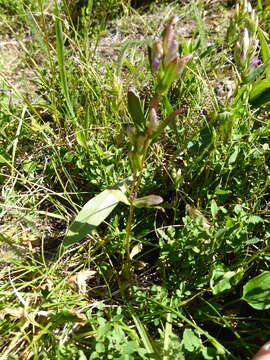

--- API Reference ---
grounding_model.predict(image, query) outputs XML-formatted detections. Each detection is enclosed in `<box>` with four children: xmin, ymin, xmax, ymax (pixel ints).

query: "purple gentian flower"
<box><xmin>251</xmin><ymin>56</ymin><xmax>262</xmax><ymax>67</ymax></box>
<box><xmin>131</xmin><ymin>192</ymin><xmax>137</xmax><ymax>200</ymax></box>
<box><xmin>152</xmin><ymin>58</ymin><xmax>161</xmax><ymax>72</ymax></box>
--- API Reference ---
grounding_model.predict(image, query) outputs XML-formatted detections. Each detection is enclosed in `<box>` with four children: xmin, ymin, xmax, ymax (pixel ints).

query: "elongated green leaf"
<box><xmin>210</xmin><ymin>199</ymin><xmax>218</xmax><ymax>218</ymax></box>
<box><xmin>249</xmin><ymin>79</ymin><xmax>270</xmax><ymax>107</ymax></box>
<box><xmin>157</xmin><ymin>59</ymin><xmax>178</xmax><ymax>95</ymax></box>
<box><xmin>132</xmin><ymin>195</ymin><xmax>163</xmax><ymax>208</ymax></box>
<box><xmin>64</xmin><ymin>188</ymin><xmax>129</xmax><ymax>246</ymax></box>
<box><xmin>228</xmin><ymin>147</ymin><xmax>239</xmax><ymax>165</ymax></box>
<box><xmin>243</xmin><ymin>61</ymin><xmax>270</xmax><ymax>83</ymax></box>
<box><xmin>242</xmin><ymin>272</ymin><xmax>270</xmax><ymax>310</ymax></box>
<box><xmin>163</xmin><ymin>300</ymin><xmax>173</xmax><ymax>360</ymax></box>
<box><xmin>54</xmin><ymin>4</ymin><xmax>75</xmax><ymax>119</ymax></box>
<box><xmin>152</xmin><ymin>108</ymin><xmax>186</xmax><ymax>141</ymax></box>
<box><xmin>132</xmin><ymin>314</ymin><xmax>161</xmax><ymax>359</ymax></box>
<box><xmin>127</xmin><ymin>90</ymin><xmax>145</xmax><ymax>131</ymax></box>
<box><xmin>258</xmin><ymin>29</ymin><xmax>270</xmax><ymax>77</ymax></box>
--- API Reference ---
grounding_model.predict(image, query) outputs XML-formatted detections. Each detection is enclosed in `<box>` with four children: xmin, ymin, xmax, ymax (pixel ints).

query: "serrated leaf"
<box><xmin>64</xmin><ymin>187</ymin><xmax>130</xmax><ymax>246</ymax></box>
<box><xmin>132</xmin><ymin>195</ymin><xmax>163</xmax><ymax>208</ymax></box>
<box><xmin>127</xmin><ymin>90</ymin><xmax>145</xmax><ymax>131</ymax></box>
<box><xmin>122</xmin><ymin>341</ymin><xmax>139</xmax><ymax>355</ymax></box>
<box><xmin>242</xmin><ymin>272</ymin><xmax>270</xmax><ymax>310</ymax></box>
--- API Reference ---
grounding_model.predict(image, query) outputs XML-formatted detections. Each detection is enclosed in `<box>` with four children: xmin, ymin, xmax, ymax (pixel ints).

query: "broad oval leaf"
<box><xmin>132</xmin><ymin>195</ymin><xmax>163</xmax><ymax>208</ymax></box>
<box><xmin>127</xmin><ymin>90</ymin><xmax>145</xmax><ymax>131</ymax></box>
<box><xmin>64</xmin><ymin>189</ymin><xmax>129</xmax><ymax>246</ymax></box>
<box><xmin>242</xmin><ymin>272</ymin><xmax>270</xmax><ymax>310</ymax></box>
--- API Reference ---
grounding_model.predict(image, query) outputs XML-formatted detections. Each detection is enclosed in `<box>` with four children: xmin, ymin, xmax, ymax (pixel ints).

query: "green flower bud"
<box><xmin>146</xmin><ymin>108</ymin><xmax>158</xmax><ymax>136</ymax></box>
<box><xmin>162</xmin><ymin>16</ymin><xmax>178</xmax><ymax>53</ymax></box>
<box><xmin>150</xmin><ymin>40</ymin><xmax>163</xmax><ymax>72</ymax></box>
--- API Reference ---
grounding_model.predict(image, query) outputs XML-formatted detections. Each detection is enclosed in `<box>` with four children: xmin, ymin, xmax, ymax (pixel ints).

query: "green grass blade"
<box><xmin>132</xmin><ymin>314</ymin><xmax>161</xmax><ymax>359</ymax></box>
<box><xmin>163</xmin><ymin>300</ymin><xmax>173</xmax><ymax>360</ymax></box>
<box><xmin>54</xmin><ymin>3</ymin><xmax>75</xmax><ymax>120</ymax></box>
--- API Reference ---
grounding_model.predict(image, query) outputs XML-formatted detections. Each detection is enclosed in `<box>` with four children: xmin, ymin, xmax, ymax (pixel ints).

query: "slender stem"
<box><xmin>122</xmin><ymin>92</ymin><xmax>159</xmax><ymax>279</ymax></box>
<box><xmin>123</xmin><ymin>138</ymin><xmax>150</xmax><ymax>267</ymax></box>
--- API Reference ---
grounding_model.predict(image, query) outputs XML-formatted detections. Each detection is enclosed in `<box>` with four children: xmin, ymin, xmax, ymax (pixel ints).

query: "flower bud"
<box><xmin>175</xmin><ymin>54</ymin><xmax>192</xmax><ymax>77</ymax></box>
<box><xmin>150</xmin><ymin>40</ymin><xmax>163</xmax><ymax>72</ymax></box>
<box><xmin>149</xmin><ymin>108</ymin><xmax>158</xmax><ymax>130</ymax></box>
<box><xmin>162</xmin><ymin>16</ymin><xmax>178</xmax><ymax>53</ymax></box>
<box><xmin>242</xmin><ymin>28</ymin><xmax>250</xmax><ymax>57</ymax></box>
<box><xmin>146</xmin><ymin>108</ymin><xmax>158</xmax><ymax>135</ymax></box>
<box><xmin>163</xmin><ymin>39</ymin><xmax>178</xmax><ymax>67</ymax></box>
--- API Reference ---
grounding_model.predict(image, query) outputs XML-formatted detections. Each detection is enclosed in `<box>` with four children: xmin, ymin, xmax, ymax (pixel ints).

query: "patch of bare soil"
<box><xmin>0</xmin><ymin>30</ymin><xmax>37</xmax><ymax>104</ymax></box>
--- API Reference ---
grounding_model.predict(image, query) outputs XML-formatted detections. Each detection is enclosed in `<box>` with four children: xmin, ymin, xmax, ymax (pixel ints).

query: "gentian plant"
<box><xmin>63</xmin><ymin>16</ymin><xmax>191</xmax><ymax>285</ymax></box>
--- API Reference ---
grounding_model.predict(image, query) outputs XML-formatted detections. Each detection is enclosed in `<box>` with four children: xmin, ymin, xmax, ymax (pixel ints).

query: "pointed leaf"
<box><xmin>127</xmin><ymin>90</ymin><xmax>145</xmax><ymax>131</ymax></box>
<box><xmin>130</xmin><ymin>243</ymin><xmax>143</xmax><ymax>259</ymax></box>
<box><xmin>131</xmin><ymin>315</ymin><xmax>159</xmax><ymax>357</ymax></box>
<box><xmin>258</xmin><ymin>29</ymin><xmax>270</xmax><ymax>77</ymax></box>
<box><xmin>249</xmin><ymin>79</ymin><xmax>270</xmax><ymax>107</ymax></box>
<box><xmin>152</xmin><ymin>108</ymin><xmax>186</xmax><ymax>141</ymax></box>
<box><xmin>75</xmin><ymin>130</ymin><xmax>87</xmax><ymax>148</ymax></box>
<box><xmin>64</xmin><ymin>188</ymin><xmax>129</xmax><ymax>246</ymax></box>
<box><xmin>210</xmin><ymin>199</ymin><xmax>218</xmax><ymax>218</ymax></box>
<box><xmin>243</xmin><ymin>61</ymin><xmax>270</xmax><ymax>83</ymax></box>
<box><xmin>157</xmin><ymin>59</ymin><xmax>178</xmax><ymax>95</ymax></box>
<box><xmin>228</xmin><ymin>147</ymin><xmax>239</xmax><ymax>165</ymax></box>
<box><xmin>132</xmin><ymin>195</ymin><xmax>163</xmax><ymax>208</ymax></box>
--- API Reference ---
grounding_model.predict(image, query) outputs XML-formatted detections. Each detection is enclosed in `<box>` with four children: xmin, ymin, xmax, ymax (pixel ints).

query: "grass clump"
<box><xmin>0</xmin><ymin>0</ymin><xmax>270</xmax><ymax>359</ymax></box>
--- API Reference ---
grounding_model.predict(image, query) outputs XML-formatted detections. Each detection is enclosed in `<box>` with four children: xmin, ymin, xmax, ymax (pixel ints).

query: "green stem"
<box><xmin>122</xmin><ymin>92</ymin><xmax>159</xmax><ymax>279</ymax></box>
<box><xmin>123</xmin><ymin>138</ymin><xmax>150</xmax><ymax>269</ymax></box>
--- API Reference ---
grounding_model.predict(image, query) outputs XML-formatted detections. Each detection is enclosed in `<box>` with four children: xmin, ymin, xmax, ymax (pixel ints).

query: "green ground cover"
<box><xmin>0</xmin><ymin>0</ymin><xmax>270</xmax><ymax>359</ymax></box>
